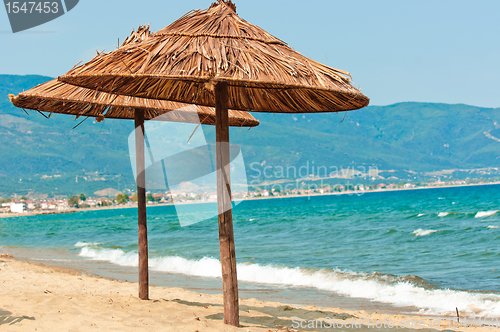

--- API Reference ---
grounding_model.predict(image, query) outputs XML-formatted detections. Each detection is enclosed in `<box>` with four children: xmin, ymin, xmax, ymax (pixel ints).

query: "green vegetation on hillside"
<box><xmin>1</xmin><ymin>74</ymin><xmax>499</xmax><ymax>196</ymax></box>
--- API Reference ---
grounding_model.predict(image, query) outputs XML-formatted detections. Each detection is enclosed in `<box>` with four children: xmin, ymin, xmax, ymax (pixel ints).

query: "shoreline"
<box><xmin>245</xmin><ymin>181</ymin><xmax>500</xmax><ymax>201</ymax></box>
<box><xmin>1</xmin><ymin>181</ymin><xmax>498</xmax><ymax>219</ymax></box>
<box><xmin>0</xmin><ymin>255</ymin><xmax>495</xmax><ymax>331</ymax></box>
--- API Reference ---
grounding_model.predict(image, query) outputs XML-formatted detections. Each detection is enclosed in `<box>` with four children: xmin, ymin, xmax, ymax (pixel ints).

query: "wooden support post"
<box><xmin>134</xmin><ymin>109</ymin><xmax>149</xmax><ymax>301</ymax></box>
<box><xmin>215</xmin><ymin>81</ymin><xmax>239</xmax><ymax>327</ymax></box>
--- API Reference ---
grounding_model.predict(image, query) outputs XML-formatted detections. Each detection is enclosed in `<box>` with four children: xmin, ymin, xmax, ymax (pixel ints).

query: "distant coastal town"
<box><xmin>1</xmin><ymin>178</ymin><xmax>499</xmax><ymax>217</ymax></box>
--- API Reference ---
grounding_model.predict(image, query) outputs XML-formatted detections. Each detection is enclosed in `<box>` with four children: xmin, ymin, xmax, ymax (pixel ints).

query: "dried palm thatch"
<box><xmin>8</xmin><ymin>79</ymin><xmax>259</xmax><ymax>127</ymax></box>
<box><xmin>60</xmin><ymin>0</ymin><xmax>369</xmax><ymax>113</ymax></box>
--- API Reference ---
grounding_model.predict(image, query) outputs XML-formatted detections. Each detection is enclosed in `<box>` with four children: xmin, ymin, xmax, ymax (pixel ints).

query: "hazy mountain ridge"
<box><xmin>1</xmin><ymin>74</ymin><xmax>499</xmax><ymax>196</ymax></box>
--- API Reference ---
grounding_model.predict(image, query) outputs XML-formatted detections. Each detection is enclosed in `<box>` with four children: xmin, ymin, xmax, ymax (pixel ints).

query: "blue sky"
<box><xmin>1</xmin><ymin>0</ymin><xmax>499</xmax><ymax>108</ymax></box>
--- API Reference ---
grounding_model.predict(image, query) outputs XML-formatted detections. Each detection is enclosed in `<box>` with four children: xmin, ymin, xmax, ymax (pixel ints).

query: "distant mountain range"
<box><xmin>1</xmin><ymin>74</ymin><xmax>499</xmax><ymax>197</ymax></box>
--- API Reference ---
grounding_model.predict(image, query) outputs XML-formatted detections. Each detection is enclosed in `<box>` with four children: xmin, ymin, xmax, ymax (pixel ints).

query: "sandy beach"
<box><xmin>0</xmin><ymin>254</ymin><xmax>497</xmax><ymax>332</ymax></box>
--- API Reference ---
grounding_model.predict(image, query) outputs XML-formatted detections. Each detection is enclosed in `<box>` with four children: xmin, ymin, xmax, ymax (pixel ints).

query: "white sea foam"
<box><xmin>74</xmin><ymin>242</ymin><xmax>103</xmax><ymax>247</ymax></box>
<box><xmin>438</xmin><ymin>212</ymin><xmax>449</xmax><ymax>217</ymax></box>
<box><xmin>77</xmin><ymin>247</ymin><xmax>500</xmax><ymax>317</ymax></box>
<box><xmin>413</xmin><ymin>229</ymin><xmax>438</xmax><ymax>236</ymax></box>
<box><xmin>417</xmin><ymin>213</ymin><xmax>425</xmax><ymax>217</ymax></box>
<box><xmin>487</xmin><ymin>226</ymin><xmax>499</xmax><ymax>229</ymax></box>
<box><xmin>475</xmin><ymin>211</ymin><xmax>499</xmax><ymax>218</ymax></box>
<box><xmin>79</xmin><ymin>247</ymin><xmax>138</xmax><ymax>267</ymax></box>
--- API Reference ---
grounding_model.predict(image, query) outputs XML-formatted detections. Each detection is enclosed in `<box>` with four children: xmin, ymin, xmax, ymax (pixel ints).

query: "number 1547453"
<box><xmin>5</xmin><ymin>2</ymin><xmax>59</xmax><ymax>14</ymax></box>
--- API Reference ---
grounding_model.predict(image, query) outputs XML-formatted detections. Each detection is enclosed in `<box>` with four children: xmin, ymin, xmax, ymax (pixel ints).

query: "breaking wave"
<box><xmin>77</xmin><ymin>245</ymin><xmax>500</xmax><ymax>317</ymax></box>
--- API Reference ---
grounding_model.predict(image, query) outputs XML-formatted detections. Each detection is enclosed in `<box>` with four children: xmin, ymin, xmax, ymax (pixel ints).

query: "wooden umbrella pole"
<box><xmin>215</xmin><ymin>81</ymin><xmax>239</xmax><ymax>326</ymax></box>
<box><xmin>134</xmin><ymin>109</ymin><xmax>149</xmax><ymax>300</ymax></box>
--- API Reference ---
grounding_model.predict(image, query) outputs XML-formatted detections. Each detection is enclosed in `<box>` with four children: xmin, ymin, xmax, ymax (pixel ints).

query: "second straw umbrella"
<box><xmin>9</xmin><ymin>26</ymin><xmax>259</xmax><ymax>302</ymax></box>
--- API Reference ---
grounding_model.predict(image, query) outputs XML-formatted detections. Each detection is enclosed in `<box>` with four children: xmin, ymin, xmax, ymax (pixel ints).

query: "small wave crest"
<box><xmin>77</xmin><ymin>247</ymin><xmax>500</xmax><ymax>317</ymax></box>
<box><xmin>74</xmin><ymin>242</ymin><xmax>103</xmax><ymax>247</ymax></box>
<box><xmin>438</xmin><ymin>212</ymin><xmax>449</xmax><ymax>217</ymax></box>
<box><xmin>487</xmin><ymin>226</ymin><xmax>499</xmax><ymax>229</ymax></box>
<box><xmin>413</xmin><ymin>229</ymin><xmax>438</xmax><ymax>237</ymax></box>
<box><xmin>475</xmin><ymin>211</ymin><xmax>499</xmax><ymax>218</ymax></box>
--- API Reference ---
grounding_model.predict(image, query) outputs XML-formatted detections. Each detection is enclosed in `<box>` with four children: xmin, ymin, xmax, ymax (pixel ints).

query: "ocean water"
<box><xmin>1</xmin><ymin>184</ymin><xmax>500</xmax><ymax>317</ymax></box>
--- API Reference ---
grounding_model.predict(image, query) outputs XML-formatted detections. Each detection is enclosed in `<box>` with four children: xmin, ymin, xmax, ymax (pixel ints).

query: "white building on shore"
<box><xmin>10</xmin><ymin>202</ymin><xmax>27</xmax><ymax>213</ymax></box>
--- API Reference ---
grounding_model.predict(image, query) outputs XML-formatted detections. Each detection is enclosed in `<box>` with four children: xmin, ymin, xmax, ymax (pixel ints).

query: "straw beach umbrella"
<box><xmin>59</xmin><ymin>1</ymin><xmax>369</xmax><ymax>325</ymax></box>
<box><xmin>9</xmin><ymin>81</ymin><xmax>259</xmax><ymax>301</ymax></box>
<box><xmin>9</xmin><ymin>79</ymin><xmax>259</xmax><ymax>301</ymax></box>
<box><xmin>9</xmin><ymin>24</ymin><xmax>259</xmax><ymax>302</ymax></box>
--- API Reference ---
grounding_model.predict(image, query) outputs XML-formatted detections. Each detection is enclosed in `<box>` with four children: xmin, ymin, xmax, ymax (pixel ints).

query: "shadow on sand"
<box><xmin>169</xmin><ymin>299</ymin><xmax>453</xmax><ymax>332</ymax></box>
<box><xmin>0</xmin><ymin>308</ymin><xmax>35</xmax><ymax>326</ymax></box>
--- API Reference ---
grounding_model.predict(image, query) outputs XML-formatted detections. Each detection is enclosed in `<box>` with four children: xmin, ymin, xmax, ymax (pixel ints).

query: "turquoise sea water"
<box><xmin>1</xmin><ymin>184</ymin><xmax>500</xmax><ymax>316</ymax></box>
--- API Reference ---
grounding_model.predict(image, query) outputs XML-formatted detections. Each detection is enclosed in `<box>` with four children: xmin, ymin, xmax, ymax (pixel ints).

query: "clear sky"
<box><xmin>1</xmin><ymin>0</ymin><xmax>499</xmax><ymax>108</ymax></box>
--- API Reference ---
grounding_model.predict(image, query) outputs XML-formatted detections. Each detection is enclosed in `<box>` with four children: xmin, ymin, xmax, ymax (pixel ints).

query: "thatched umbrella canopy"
<box><xmin>59</xmin><ymin>2</ymin><xmax>368</xmax><ymax>113</ymax></box>
<box><xmin>9</xmin><ymin>79</ymin><xmax>259</xmax><ymax>126</ymax></box>
<box><xmin>59</xmin><ymin>1</ymin><xmax>369</xmax><ymax>326</ymax></box>
<box><xmin>11</xmin><ymin>22</ymin><xmax>258</xmax><ymax>127</ymax></box>
<box><xmin>9</xmin><ymin>23</ymin><xmax>259</xmax><ymax>303</ymax></box>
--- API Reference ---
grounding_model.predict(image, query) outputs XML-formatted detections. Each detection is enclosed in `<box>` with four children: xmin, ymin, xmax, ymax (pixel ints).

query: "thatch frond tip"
<box><xmin>121</xmin><ymin>24</ymin><xmax>152</xmax><ymax>47</ymax></box>
<box><xmin>211</xmin><ymin>0</ymin><xmax>236</xmax><ymax>12</ymax></box>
